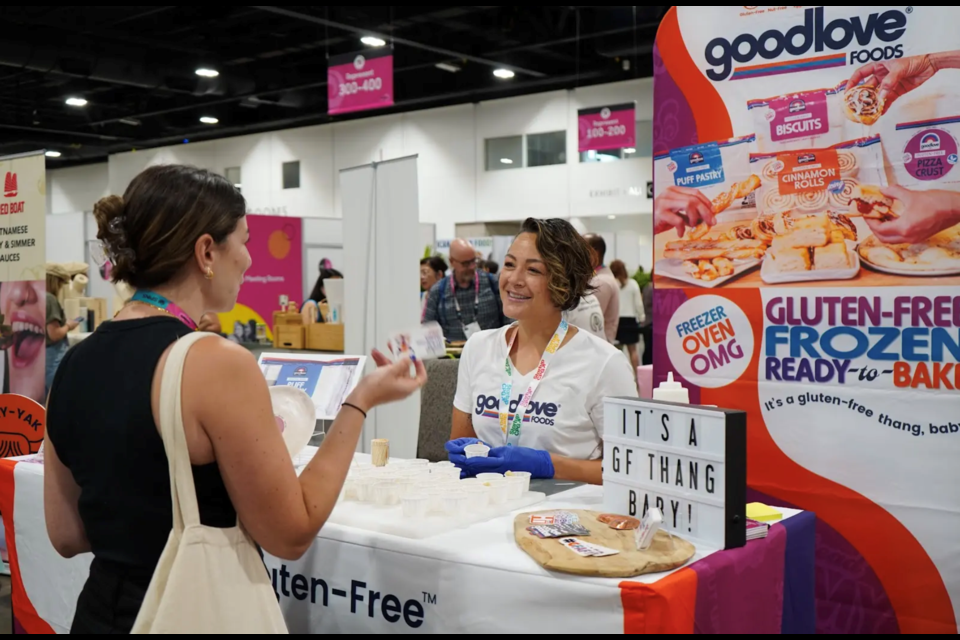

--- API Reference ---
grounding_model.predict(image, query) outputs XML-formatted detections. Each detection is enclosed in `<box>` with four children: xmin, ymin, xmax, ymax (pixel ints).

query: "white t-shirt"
<box><xmin>454</xmin><ymin>325</ymin><xmax>638</xmax><ymax>460</ymax></box>
<box><xmin>564</xmin><ymin>295</ymin><xmax>606</xmax><ymax>341</ymax></box>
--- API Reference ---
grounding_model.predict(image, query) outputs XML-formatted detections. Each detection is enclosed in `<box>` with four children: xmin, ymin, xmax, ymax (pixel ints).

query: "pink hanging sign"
<box><xmin>578</xmin><ymin>103</ymin><xmax>636</xmax><ymax>152</ymax></box>
<box><xmin>328</xmin><ymin>49</ymin><xmax>394</xmax><ymax>116</ymax></box>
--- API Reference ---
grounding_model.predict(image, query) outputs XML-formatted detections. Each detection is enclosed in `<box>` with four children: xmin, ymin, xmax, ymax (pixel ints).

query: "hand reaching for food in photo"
<box><xmin>653</xmin><ymin>185</ymin><xmax>717</xmax><ymax>237</ymax></box>
<box><xmin>864</xmin><ymin>186</ymin><xmax>960</xmax><ymax>244</ymax></box>
<box><xmin>848</xmin><ymin>51</ymin><xmax>960</xmax><ymax>117</ymax></box>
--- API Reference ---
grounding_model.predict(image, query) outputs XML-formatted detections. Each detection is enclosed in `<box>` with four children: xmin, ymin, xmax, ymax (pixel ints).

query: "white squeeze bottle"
<box><xmin>653</xmin><ymin>372</ymin><xmax>690</xmax><ymax>404</ymax></box>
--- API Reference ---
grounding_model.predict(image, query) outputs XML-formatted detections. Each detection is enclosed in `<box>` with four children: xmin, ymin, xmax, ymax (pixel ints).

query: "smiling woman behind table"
<box><xmin>446</xmin><ymin>218</ymin><xmax>637</xmax><ymax>485</ymax></box>
<box><xmin>43</xmin><ymin>165</ymin><xmax>426</xmax><ymax>634</ymax></box>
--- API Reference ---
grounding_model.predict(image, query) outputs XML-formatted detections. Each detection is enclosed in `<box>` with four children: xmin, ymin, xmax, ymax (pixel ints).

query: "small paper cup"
<box><xmin>462</xmin><ymin>485</ymin><xmax>490</xmax><ymax>509</ymax></box>
<box><xmin>487</xmin><ymin>479</ymin><xmax>510</xmax><ymax>506</ymax></box>
<box><xmin>504</xmin><ymin>476</ymin><xmax>525</xmax><ymax>501</ymax></box>
<box><xmin>442</xmin><ymin>492</ymin><xmax>469</xmax><ymax>517</ymax></box>
<box><xmin>356</xmin><ymin>477</ymin><xmax>379</xmax><ymax>503</ymax></box>
<box><xmin>401</xmin><ymin>494</ymin><xmax>429</xmax><ymax>519</ymax></box>
<box><xmin>373</xmin><ymin>482</ymin><xmax>400</xmax><ymax>507</ymax></box>
<box><xmin>464</xmin><ymin>444</ymin><xmax>490</xmax><ymax>459</ymax></box>
<box><xmin>477</xmin><ymin>473</ymin><xmax>504</xmax><ymax>484</ymax></box>
<box><xmin>505</xmin><ymin>471</ymin><xmax>532</xmax><ymax>493</ymax></box>
<box><xmin>342</xmin><ymin>478</ymin><xmax>359</xmax><ymax>501</ymax></box>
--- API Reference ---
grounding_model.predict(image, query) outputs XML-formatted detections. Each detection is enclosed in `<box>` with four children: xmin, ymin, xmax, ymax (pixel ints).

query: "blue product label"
<box><xmin>670</xmin><ymin>143</ymin><xmax>725</xmax><ymax>188</ymax></box>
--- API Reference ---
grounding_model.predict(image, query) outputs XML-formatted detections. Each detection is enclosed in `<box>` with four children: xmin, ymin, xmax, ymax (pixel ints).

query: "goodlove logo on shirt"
<box><xmin>475</xmin><ymin>394</ymin><xmax>560</xmax><ymax>427</ymax></box>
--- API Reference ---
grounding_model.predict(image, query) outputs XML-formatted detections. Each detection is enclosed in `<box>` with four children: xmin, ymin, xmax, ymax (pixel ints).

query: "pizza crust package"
<box><xmin>751</xmin><ymin>135</ymin><xmax>886</xmax><ymax>218</ymax></box>
<box><xmin>654</xmin><ymin>134</ymin><xmax>761</xmax><ymax>219</ymax></box>
<box><xmin>748</xmin><ymin>82</ymin><xmax>870</xmax><ymax>154</ymax></box>
<box><xmin>888</xmin><ymin>116</ymin><xmax>960</xmax><ymax>191</ymax></box>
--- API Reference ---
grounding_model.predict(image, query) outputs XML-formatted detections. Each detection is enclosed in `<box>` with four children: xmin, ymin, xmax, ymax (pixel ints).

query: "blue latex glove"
<box><xmin>452</xmin><ymin>446</ymin><xmax>555</xmax><ymax>479</ymax></box>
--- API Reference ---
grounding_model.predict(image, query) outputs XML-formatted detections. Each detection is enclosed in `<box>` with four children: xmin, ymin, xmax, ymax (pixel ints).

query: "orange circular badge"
<box><xmin>0</xmin><ymin>394</ymin><xmax>45</xmax><ymax>458</ymax></box>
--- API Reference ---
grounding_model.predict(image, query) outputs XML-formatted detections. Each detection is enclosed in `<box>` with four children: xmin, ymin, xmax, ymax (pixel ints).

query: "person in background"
<box><xmin>582</xmin><ymin>234</ymin><xmax>619</xmax><ymax>344</ymax></box>
<box><xmin>302</xmin><ymin>266</ymin><xmax>343</xmax><ymax>323</ymax></box>
<box><xmin>420</xmin><ymin>257</ymin><xmax>448</xmax><ymax>294</ymax></box>
<box><xmin>45</xmin><ymin>266</ymin><xmax>79</xmax><ymax>396</ymax></box>
<box><xmin>564</xmin><ymin>293</ymin><xmax>606</xmax><ymax>341</ymax></box>
<box><xmin>483</xmin><ymin>260</ymin><xmax>499</xmax><ymax>275</ymax></box>
<box><xmin>423</xmin><ymin>238</ymin><xmax>504</xmax><ymax>342</ymax></box>
<box><xmin>640</xmin><ymin>277</ymin><xmax>654</xmax><ymax>366</ymax></box>
<box><xmin>44</xmin><ymin>164</ymin><xmax>426</xmax><ymax>633</ymax></box>
<box><xmin>610</xmin><ymin>260</ymin><xmax>645</xmax><ymax>372</ymax></box>
<box><xmin>420</xmin><ymin>256</ymin><xmax>448</xmax><ymax>320</ymax></box>
<box><xmin>446</xmin><ymin>219</ymin><xmax>637</xmax><ymax>485</ymax></box>
<box><xmin>198</xmin><ymin>312</ymin><xmax>222</xmax><ymax>335</ymax></box>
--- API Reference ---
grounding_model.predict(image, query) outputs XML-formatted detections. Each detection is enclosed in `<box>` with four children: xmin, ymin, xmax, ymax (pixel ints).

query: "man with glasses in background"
<box><xmin>424</xmin><ymin>238</ymin><xmax>505</xmax><ymax>342</ymax></box>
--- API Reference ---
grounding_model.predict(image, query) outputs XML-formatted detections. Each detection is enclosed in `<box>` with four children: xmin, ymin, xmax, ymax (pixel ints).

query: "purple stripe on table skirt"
<box><xmin>777</xmin><ymin>512</ymin><xmax>816</xmax><ymax>634</ymax></box>
<box><xmin>748</xmin><ymin>489</ymin><xmax>899</xmax><ymax>634</ymax></box>
<box><xmin>14</xmin><ymin>617</ymin><xmax>26</xmax><ymax>634</ymax></box>
<box><xmin>691</xmin><ymin>524</ymin><xmax>787</xmax><ymax>634</ymax></box>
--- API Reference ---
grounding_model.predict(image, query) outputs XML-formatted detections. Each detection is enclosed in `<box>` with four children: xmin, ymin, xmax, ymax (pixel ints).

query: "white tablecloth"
<box><xmin>6</xmin><ymin>452</ymin><xmax>798</xmax><ymax>634</ymax></box>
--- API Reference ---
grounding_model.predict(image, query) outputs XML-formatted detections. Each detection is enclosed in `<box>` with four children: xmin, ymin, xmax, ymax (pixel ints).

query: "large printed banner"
<box><xmin>652</xmin><ymin>6</ymin><xmax>960</xmax><ymax>634</ymax></box>
<box><xmin>0</xmin><ymin>153</ymin><xmax>46</xmax><ymax>405</ymax></box>
<box><xmin>328</xmin><ymin>49</ymin><xmax>395</xmax><ymax>116</ymax></box>
<box><xmin>219</xmin><ymin>215</ymin><xmax>302</xmax><ymax>342</ymax></box>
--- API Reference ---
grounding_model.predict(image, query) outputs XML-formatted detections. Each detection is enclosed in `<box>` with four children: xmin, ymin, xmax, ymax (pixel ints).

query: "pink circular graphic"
<box><xmin>903</xmin><ymin>128</ymin><xmax>958</xmax><ymax>182</ymax></box>
<box><xmin>275</xmin><ymin>415</ymin><xmax>286</xmax><ymax>434</ymax></box>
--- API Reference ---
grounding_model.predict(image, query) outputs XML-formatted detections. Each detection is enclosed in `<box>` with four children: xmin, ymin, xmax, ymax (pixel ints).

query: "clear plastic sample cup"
<box><xmin>477</xmin><ymin>473</ymin><xmax>504</xmax><ymax>484</ymax></box>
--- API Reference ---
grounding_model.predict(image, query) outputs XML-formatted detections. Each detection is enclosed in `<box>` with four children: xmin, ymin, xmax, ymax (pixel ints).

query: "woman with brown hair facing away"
<box><xmin>44</xmin><ymin>165</ymin><xmax>426</xmax><ymax>633</ymax></box>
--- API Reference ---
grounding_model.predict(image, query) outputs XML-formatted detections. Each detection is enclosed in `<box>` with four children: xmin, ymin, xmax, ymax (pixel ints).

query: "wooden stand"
<box><xmin>514</xmin><ymin>510</ymin><xmax>695</xmax><ymax>578</ymax></box>
<box><xmin>306</xmin><ymin>324</ymin><xmax>344</xmax><ymax>352</ymax></box>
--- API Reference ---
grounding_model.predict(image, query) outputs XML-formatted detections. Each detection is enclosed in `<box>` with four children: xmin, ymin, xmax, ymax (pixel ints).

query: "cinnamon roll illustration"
<box><xmin>843</xmin><ymin>85</ymin><xmax>883</xmax><ymax>126</ymax></box>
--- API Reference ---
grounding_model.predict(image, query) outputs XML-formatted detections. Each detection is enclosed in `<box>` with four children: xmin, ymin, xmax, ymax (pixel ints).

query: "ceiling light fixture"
<box><xmin>435</xmin><ymin>62</ymin><xmax>461</xmax><ymax>73</ymax></box>
<box><xmin>44</xmin><ymin>150</ymin><xmax>61</xmax><ymax>158</ymax></box>
<box><xmin>624</xmin><ymin>148</ymin><xmax>637</xmax><ymax>154</ymax></box>
<box><xmin>493</xmin><ymin>68</ymin><xmax>515</xmax><ymax>79</ymax></box>
<box><xmin>65</xmin><ymin>97</ymin><xmax>88</xmax><ymax>107</ymax></box>
<box><xmin>608</xmin><ymin>215</ymin><xmax>617</xmax><ymax>220</ymax></box>
<box><xmin>500</xmin><ymin>158</ymin><xmax>514</xmax><ymax>165</ymax></box>
<box><xmin>361</xmin><ymin>36</ymin><xmax>386</xmax><ymax>47</ymax></box>
<box><xmin>199</xmin><ymin>116</ymin><xmax>219</xmax><ymax>124</ymax></box>
<box><xmin>195</xmin><ymin>68</ymin><xmax>219</xmax><ymax>78</ymax></box>
<box><xmin>119</xmin><ymin>118</ymin><xmax>141</xmax><ymax>126</ymax></box>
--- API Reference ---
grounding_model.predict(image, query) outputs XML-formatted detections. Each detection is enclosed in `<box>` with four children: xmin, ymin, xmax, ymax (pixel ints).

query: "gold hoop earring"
<box><xmin>205</xmin><ymin>268</ymin><xmax>214</xmax><ymax>280</ymax></box>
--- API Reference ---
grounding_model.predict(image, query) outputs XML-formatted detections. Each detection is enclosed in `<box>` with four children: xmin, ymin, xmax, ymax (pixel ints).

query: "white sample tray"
<box><xmin>327</xmin><ymin>492</ymin><xmax>546</xmax><ymax>539</ymax></box>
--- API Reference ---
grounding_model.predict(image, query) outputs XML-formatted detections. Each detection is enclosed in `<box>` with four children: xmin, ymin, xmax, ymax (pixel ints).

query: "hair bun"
<box><xmin>93</xmin><ymin>195</ymin><xmax>137</xmax><ymax>281</ymax></box>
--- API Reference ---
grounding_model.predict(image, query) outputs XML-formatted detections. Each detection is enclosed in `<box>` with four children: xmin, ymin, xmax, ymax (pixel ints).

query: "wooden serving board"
<box><xmin>514</xmin><ymin>510</ymin><xmax>696</xmax><ymax>579</ymax></box>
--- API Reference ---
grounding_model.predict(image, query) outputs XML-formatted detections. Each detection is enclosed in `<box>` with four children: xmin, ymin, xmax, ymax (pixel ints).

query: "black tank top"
<box><xmin>47</xmin><ymin>317</ymin><xmax>236</xmax><ymax>571</ymax></box>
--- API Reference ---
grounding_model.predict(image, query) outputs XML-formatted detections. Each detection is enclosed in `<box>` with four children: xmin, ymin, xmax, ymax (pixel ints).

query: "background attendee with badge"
<box><xmin>446</xmin><ymin>219</ymin><xmax>637</xmax><ymax>485</ymax></box>
<box><xmin>423</xmin><ymin>238</ymin><xmax>505</xmax><ymax>343</ymax></box>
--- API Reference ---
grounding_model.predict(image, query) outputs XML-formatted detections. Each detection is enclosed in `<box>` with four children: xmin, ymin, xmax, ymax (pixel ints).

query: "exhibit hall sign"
<box><xmin>578</xmin><ymin>103</ymin><xmax>636</xmax><ymax>152</ymax></box>
<box><xmin>602</xmin><ymin>397</ymin><xmax>747</xmax><ymax>550</ymax></box>
<box><xmin>652</xmin><ymin>5</ymin><xmax>960</xmax><ymax>635</ymax></box>
<box><xmin>0</xmin><ymin>152</ymin><xmax>46</xmax><ymax>406</ymax></box>
<box><xmin>328</xmin><ymin>49</ymin><xmax>394</xmax><ymax>116</ymax></box>
<box><xmin>218</xmin><ymin>215</ymin><xmax>302</xmax><ymax>342</ymax></box>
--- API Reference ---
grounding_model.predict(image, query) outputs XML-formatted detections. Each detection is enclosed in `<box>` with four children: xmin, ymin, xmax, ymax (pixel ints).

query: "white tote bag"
<box><xmin>132</xmin><ymin>332</ymin><xmax>288</xmax><ymax>634</ymax></box>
